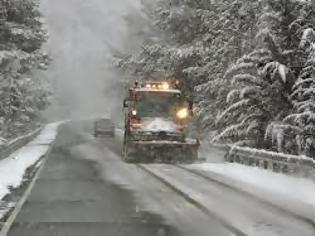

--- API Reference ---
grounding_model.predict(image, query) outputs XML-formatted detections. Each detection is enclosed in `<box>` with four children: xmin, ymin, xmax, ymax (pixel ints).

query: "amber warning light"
<box><xmin>143</xmin><ymin>82</ymin><xmax>171</xmax><ymax>90</ymax></box>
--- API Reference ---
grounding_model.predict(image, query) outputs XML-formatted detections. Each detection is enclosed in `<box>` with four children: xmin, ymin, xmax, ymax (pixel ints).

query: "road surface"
<box><xmin>7</xmin><ymin>121</ymin><xmax>315</xmax><ymax>236</ymax></box>
<box><xmin>8</xmin><ymin>0</ymin><xmax>312</xmax><ymax>235</ymax></box>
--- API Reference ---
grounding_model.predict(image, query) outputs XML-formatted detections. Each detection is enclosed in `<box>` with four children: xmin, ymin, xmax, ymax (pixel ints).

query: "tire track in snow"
<box><xmin>177</xmin><ymin>165</ymin><xmax>315</xmax><ymax>229</ymax></box>
<box><xmin>137</xmin><ymin>164</ymin><xmax>247</xmax><ymax>236</ymax></box>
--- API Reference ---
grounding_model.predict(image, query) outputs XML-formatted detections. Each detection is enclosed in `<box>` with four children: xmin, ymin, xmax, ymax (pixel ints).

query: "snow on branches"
<box><xmin>215</xmin><ymin>0</ymin><xmax>315</xmax><ymax>157</ymax></box>
<box><xmin>0</xmin><ymin>0</ymin><xmax>50</xmax><ymax>139</ymax></box>
<box><xmin>214</xmin><ymin>51</ymin><xmax>292</xmax><ymax>148</ymax></box>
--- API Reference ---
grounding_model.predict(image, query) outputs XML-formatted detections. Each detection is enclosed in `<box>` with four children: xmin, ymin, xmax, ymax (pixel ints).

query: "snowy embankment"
<box><xmin>188</xmin><ymin>162</ymin><xmax>315</xmax><ymax>221</ymax></box>
<box><xmin>0</xmin><ymin>122</ymin><xmax>61</xmax><ymax>219</ymax></box>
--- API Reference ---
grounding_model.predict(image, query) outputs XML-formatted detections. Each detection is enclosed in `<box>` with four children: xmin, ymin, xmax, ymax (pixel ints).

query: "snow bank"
<box><xmin>0</xmin><ymin>122</ymin><xmax>61</xmax><ymax>219</ymax></box>
<box><xmin>189</xmin><ymin>163</ymin><xmax>315</xmax><ymax>219</ymax></box>
<box><xmin>29</xmin><ymin>121</ymin><xmax>63</xmax><ymax>145</ymax></box>
<box><xmin>0</xmin><ymin>146</ymin><xmax>48</xmax><ymax>199</ymax></box>
<box><xmin>231</xmin><ymin>145</ymin><xmax>314</xmax><ymax>162</ymax></box>
<box><xmin>6</xmin><ymin>128</ymin><xmax>41</xmax><ymax>147</ymax></box>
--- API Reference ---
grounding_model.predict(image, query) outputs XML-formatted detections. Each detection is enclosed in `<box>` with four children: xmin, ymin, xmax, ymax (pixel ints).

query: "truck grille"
<box><xmin>130</xmin><ymin>131</ymin><xmax>184</xmax><ymax>142</ymax></box>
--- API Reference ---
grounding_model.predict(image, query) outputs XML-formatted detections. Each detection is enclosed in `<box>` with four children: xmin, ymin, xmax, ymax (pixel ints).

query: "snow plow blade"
<box><xmin>123</xmin><ymin>140</ymin><xmax>199</xmax><ymax>163</ymax></box>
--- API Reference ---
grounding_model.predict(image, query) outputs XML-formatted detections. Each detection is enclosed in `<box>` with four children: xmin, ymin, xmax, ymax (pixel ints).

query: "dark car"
<box><xmin>94</xmin><ymin>118</ymin><xmax>115</xmax><ymax>137</ymax></box>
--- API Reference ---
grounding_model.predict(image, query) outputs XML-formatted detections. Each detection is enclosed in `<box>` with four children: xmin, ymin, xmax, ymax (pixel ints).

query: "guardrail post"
<box><xmin>224</xmin><ymin>152</ymin><xmax>229</xmax><ymax>162</ymax></box>
<box><xmin>263</xmin><ymin>160</ymin><xmax>268</xmax><ymax>169</ymax></box>
<box><xmin>226</xmin><ymin>153</ymin><xmax>232</xmax><ymax>162</ymax></box>
<box><xmin>281</xmin><ymin>164</ymin><xmax>288</xmax><ymax>173</ymax></box>
<box><xmin>248</xmin><ymin>157</ymin><xmax>254</xmax><ymax>166</ymax></box>
<box><xmin>287</xmin><ymin>164</ymin><xmax>296</xmax><ymax>175</ymax></box>
<box><xmin>235</xmin><ymin>154</ymin><xmax>240</xmax><ymax>163</ymax></box>
<box><xmin>272</xmin><ymin>162</ymin><xmax>280</xmax><ymax>173</ymax></box>
<box><xmin>242</xmin><ymin>156</ymin><xmax>247</xmax><ymax>165</ymax></box>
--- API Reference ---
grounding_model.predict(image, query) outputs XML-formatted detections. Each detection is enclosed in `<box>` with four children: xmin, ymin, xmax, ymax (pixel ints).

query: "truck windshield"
<box><xmin>136</xmin><ymin>91</ymin><xmax>181</xmax><ymax>118</ymax></box>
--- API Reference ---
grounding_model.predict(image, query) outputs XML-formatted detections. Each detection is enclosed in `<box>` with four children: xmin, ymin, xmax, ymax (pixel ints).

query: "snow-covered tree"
<box><xmin>0</xmin><ymin>0</ymin><xmax>50</xmax><ymax>139</ymax></box>
<box><xmin>262</xmin><ymin>1</ymin><xmax>315</xmax><ymax>156</ymax></box>
<box><xmin>117</xmin><ymin>0</ymin><xmax>263</xmax><ymax>102</ymax></box>
<box><xmin>266</xmin><ymin>27</ymin><xmax>315</xmax><ymax>156</ymax></box>
<box><xmin>213</xmin><ymin>50</ymin><xmax>293</xmax><ymax>148</ymax></box>
<box><xmin>214</xmin><ymin>0</ymin><xmax>315</xmax><ymax>155</ymax></box>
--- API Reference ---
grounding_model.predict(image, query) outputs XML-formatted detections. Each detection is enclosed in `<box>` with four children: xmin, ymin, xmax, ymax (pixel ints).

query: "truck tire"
<box><xmin>122</xmin><ymin>131</ymin><xmax>131</xmax><ymax>162</ymax></box>
<box><xmin>122</xmin><ymin>144</ymin><xmax>134</xmax><ymax>163</ymax></box>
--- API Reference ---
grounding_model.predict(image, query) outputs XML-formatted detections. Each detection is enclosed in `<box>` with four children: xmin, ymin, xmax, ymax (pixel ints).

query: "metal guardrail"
<box><xmin>0</xmin><ymin>128</ymin><xmax>42</xmax><ymax>161</ymax></box>
<box><xmin>210</xmin><ymin>143</ymin><xmax>315</xmax><ymax>179</ymax></box>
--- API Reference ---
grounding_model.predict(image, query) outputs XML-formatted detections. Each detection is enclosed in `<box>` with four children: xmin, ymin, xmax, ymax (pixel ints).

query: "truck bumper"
<box><xmin>125</xmin><ymin>139</ymin><xmax>199</xmax><ymax>163</ymax></box>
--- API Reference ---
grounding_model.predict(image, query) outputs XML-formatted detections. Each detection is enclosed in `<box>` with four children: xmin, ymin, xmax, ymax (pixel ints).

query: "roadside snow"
<box><xmin>29</xmin><ymin>121</ymin><xmax>63</xmax><ymax>145</ymax></box>
<box><xmin>0</xmin><ymin>122</ymin><xmax>60</xmax><ymax>219</ymax></box>
<box><xmin>188</xmin><ymin>163</ymin><xmax>315</xmax><ymax>220</ymax></box>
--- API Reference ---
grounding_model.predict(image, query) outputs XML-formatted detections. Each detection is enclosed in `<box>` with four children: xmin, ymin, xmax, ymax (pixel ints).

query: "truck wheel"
<box><xmin>122</xmin><ymin>145</ymin><xmax>131</xmax><ymax>162</ymax></box>
<box><xmin>122</xmin><ymin>144</ymin><xmax>127</xmax><ymax>159</ymax></box>
<box><xmin>123</xmin><ymin>143</ymin><xmax>137</xmax><ymax>163</ymax></box>
<box><xmin>122</xmin><ymin>131</ymin><xmax>134</xmax><ymax>163</ymax></box>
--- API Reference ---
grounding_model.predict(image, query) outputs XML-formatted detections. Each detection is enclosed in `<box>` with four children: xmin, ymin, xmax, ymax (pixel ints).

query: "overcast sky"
<box><xmin>40</xmin><ymin>0</ymin><xmax>143</xmax><ymax>120</ymax></box>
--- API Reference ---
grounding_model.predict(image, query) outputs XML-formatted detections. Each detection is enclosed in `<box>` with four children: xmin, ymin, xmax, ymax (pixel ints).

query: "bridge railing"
<box><xmin>209</xmin><ymin>143</ymin><xmax>315</xmax><ymax>180</ymax></box>
<box><xmin>0</xmin><ymin>128</ymin><xmax>42</xmax><ymax>161</ymax></box>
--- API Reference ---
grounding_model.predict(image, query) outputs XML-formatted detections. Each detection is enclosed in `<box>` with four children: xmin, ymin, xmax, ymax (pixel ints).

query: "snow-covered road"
<box><xmin>187</xmin><ymin>162</ymin><xmax>315</xmax><ymax>220</ymax></box>
<box><xmin>139</xmin><ymin>164</ymin><xmax>314</xmax><ymax>236</ymax></box>
<box><xmin>1</xmin><ymin>121</ymin><xmax>314</xmax><ymax>236</ymax></box>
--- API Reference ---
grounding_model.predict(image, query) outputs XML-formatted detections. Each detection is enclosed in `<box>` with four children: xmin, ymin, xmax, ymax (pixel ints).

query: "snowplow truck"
<box><xmin>122</xmin><ymin>81</ymin><xmax>199</xmax><ymax>163</ymax></box>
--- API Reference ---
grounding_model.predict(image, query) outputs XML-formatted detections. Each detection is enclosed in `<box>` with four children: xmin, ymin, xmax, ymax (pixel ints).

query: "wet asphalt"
<box><xmin>7</xmin><ymin>123</ymin><xmax>179</xmax><ymax>236</ymax></box>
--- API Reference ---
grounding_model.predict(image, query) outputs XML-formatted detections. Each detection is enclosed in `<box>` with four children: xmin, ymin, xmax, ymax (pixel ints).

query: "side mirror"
<box><xmin>123</xmin><ymin>99</ymin><xmax>129</xmax><ymax>108</ymax></box>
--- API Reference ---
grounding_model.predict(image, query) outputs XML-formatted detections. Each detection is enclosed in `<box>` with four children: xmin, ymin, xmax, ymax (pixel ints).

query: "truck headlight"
<box><xmin>176</xmin><ymin>108</ymin><xmax>188</xmax><ymax>119</ymax></box>
<box><xmin>162</xmin><ymin>82</ymin><xmax>170</xmax><ymax>90</ymax></box>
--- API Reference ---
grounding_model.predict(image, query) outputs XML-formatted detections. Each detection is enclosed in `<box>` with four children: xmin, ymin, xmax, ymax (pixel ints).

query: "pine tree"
<box><xmin>271</xmin><ymin>27</ymin><xmax>315</xmax><ymax>156</ymax></box>
<box><xmin>213</xmin><ymin>49</ymin><xmax>293</xmax><ymax>148</ymax></box>
<box><xmin>215</xmin><ymin>0</ymin><xmax>314</xmax><ymax>153</ymax></box>
<box><xmin>0</xmin><ymin>0</ymin><xmax>50</xmax><ymax>139</ymax></box>
<box><xmin>263</xmin><ymin>1</ymin><xmax>315</xmax><ymax>155</ymax></box>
